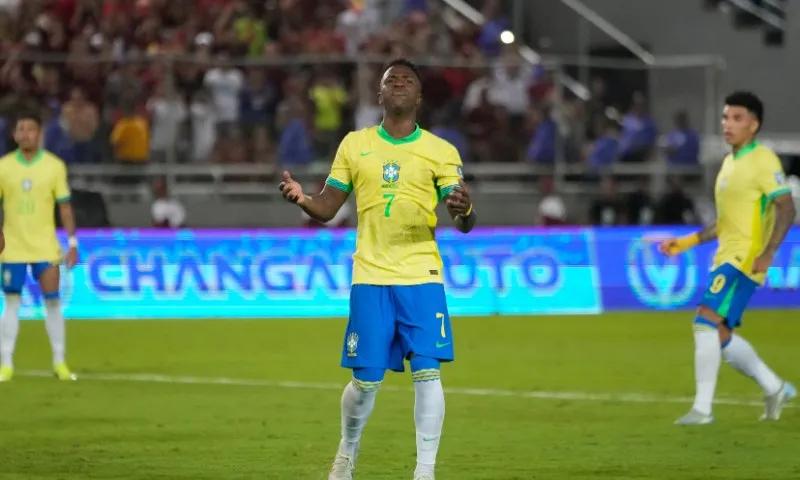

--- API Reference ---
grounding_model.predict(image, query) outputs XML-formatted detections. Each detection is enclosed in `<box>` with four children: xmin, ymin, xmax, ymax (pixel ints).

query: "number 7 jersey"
<box><xmin>326</xmin><ymin>124</ymin><xmax>463</xmax><ymax>285</ymax></box>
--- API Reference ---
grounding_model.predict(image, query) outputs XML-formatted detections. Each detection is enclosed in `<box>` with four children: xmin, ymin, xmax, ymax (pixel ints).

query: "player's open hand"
<box><xmin>65</xmin><ymin>247</ymin><xmax>78</xmax><ymax>269</ymax></box>
<box><xmin>446</xmin><ymin>180</ymin><xmax>472</xmax><ymax>218</ymax></box>
<box><xmin>279</xmin><ymin>171</ymin><xmax>305</xmax><ymax>205</ymax></box>
<box><xmin>751</xmin><ymin>252</ymin><xmax>773</xmax><ymax>274</ymax></box>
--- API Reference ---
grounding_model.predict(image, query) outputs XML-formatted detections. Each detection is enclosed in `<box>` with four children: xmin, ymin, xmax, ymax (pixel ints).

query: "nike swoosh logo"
<box><xmin>435</xmin><ymin>341</ymin><xmax>450</xmax><ymax>348</ymax></box>
<box><xmin>359</xmin><ymin>151</ymin><xmax>372</xmax><ymax>156</ymax></box>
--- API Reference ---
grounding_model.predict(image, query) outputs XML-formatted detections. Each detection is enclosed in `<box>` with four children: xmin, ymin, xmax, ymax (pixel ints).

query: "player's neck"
<box><xmin>18</xmin><ymin>148</ymin><xmax>39</xmax><ymax>162</ymax></box>
<box><xmin>380</xmin><ymin>116</ymin><xmax>417</xmax><ymax>139</ymax></box>
<box><xmin>732</xmin><ymin>138</ymin><xmax>757</xmax><ymax>155</ymax></box>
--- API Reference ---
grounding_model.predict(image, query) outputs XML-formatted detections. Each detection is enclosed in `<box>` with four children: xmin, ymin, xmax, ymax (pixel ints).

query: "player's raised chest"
<box><xmin>351</xmin><ymin>145</ymin><xmax>436</xmax><ymax>197</ymax></box>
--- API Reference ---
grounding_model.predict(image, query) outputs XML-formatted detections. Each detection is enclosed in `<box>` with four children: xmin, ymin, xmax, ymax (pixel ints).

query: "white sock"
<box><xmin>723</xmin><ymin>334</ymin><xmax>782</xmax><ymax>395</ymax></box>
<box><xmin>413</xmin><ymin>373</ymin><xmax>445</xmax><ymax>475</ymax></box>
<box><xmin>44</xmin><ymin>298</ymin><xmax>66</xmax><ymax>366</ymax></box>
<box><xmin>0</xmin><ymin>294</ymin><xmax>21</xmax><ymax>367</ymax></box>
<box><xmin>692</xmin><ymin>326</ymin><xmax>721</xmax><ymax>416</ymax></box>
<box><xmin>336</xmin><ymin>380</ymin><xmax>379</xmax><ymax>459</ymax></box>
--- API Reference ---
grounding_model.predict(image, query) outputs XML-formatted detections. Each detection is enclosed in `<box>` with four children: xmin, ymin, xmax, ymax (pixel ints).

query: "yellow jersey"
<box><xmin>0</xmin><ymin>149</ymin><xmax>71</xmax><ymax>263</ymax></box>
<box><xmin>714</xmin><ymin>141</ymin><xmax>791</xmax><ymax>283</ymax></box>
<box><xmin>326</xmin><ymin>124</ymin><xmax>463</xmax><ymax>285</ymax></box>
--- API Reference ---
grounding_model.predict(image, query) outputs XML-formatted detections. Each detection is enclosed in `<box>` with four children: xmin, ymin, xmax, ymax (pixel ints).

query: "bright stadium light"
<box><xmin>500</xmin><ymin>30</ymin><xmax>515</xmax><ymax>44</ymax></box>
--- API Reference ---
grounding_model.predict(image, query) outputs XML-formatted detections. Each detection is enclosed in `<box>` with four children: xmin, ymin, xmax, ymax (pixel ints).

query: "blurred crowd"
<box><xmin>0</xmin><ymin>0</ymin><xmax>704</xmax><ymax>171</ymax></box>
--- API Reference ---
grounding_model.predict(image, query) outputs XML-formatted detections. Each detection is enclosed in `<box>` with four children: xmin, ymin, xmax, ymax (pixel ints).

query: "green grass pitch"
<box><xmin>0</xmin><ymin>311</ymin><xmax>798</xmax><ymax>479</ymax></box>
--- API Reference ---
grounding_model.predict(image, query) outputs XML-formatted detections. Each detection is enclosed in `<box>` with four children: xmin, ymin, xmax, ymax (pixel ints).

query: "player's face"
<box><xmin>378</xmin><ymin>65</ymin><xmax>422</xmax><ymax>114</ymax></box>
<box><xmin>721</xmin><ymin>105</ymin><xmax>759</xmax><ymax>147</ymax></box>
<box><xmin>14</xmin><ymin>119</ymin><xmax>41</xmax><ymax>151</ymax></box>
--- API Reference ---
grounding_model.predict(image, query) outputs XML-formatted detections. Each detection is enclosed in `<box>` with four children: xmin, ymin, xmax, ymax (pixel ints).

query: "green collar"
<box><xmin>15</xmin><ymin>149</ymin><xmax>44</xmax><ymax>166</ymax></box>
<box><xmin>733</xmin><ymin>140</ymin><xmax>758</xmax><ymax>160</ymax></box>
<box><xmin>377</xmin><ymin>123</ymin><xmax>422</xmax><ymax>145</ymax></box>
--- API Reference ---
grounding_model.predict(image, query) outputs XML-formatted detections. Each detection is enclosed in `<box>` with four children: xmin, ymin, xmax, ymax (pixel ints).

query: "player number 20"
<box><xmin>383</xmin><ymin>193</ymin><xmax>396</xmax><ymax>217</ymax></box>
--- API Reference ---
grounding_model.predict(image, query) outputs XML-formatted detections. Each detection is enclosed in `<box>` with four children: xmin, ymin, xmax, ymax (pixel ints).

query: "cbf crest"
<box><xmin>382</xmin><ymin>161</ymin><xmax>400</xmax><ymax>185</ymax></box>
<box><xmin>346</xmin><ymin>332</ymin><xmax>359</xmax><ymax>357</ymax></box>
<box><xmin>21</xmin><ymin>178</ymin><xmax>32</xmax><ymax>191</ymax></box>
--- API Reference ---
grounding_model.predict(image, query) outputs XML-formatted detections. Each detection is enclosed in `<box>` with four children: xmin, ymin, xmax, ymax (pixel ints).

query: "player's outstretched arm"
<box><xmin>658</xmin><ymin>223</ymin><xmax>717</xmax><ymax>256</ymax></box>
<box><xmin>446</xmin><ymin>180</ymin><xmax>476</xmax><ymax>234</ymax></box>
<box><xmin>58</xmin><ymin>202</ymin><xmax>79</xmax><ymax>268</ymax></box>
<box><xmin>752</xmin><ymin>194</ymin><xmax>796</xmax><ymax>273</ymax></box>
<box><xmin>278</xmin><ymin>170</ymin><xmax>348</xmax><ymax>223</ymax></box>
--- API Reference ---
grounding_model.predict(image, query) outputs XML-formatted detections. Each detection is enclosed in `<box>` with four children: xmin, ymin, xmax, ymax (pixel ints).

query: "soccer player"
<box><xmin>0</xmin><ymin>113</ymin><xmax>79</xmax><ymax>382</ymax></box>
<box><xmin>659</xmin><ymin>92</ymin><xmax>796</xmax><ymax>425</ymax></box>
<box><xmin>279</xmin><ymin>59</ymin><xmax>476</xmax><ymax>480</ymax></box>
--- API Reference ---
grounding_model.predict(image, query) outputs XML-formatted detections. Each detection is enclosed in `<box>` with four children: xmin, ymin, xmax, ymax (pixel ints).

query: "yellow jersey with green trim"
<box><xmin>326</xmin><ymin>124</ymin><xmax>463</xmax><ymax>285</ymax></box>
<box><xmin>0</xmin><ymin>149</ymin><xmax>71</xmax><ymax>263</ymax></box>
<box><xmin>714</xmin><ymin>141</ymin><xmax>791</xmax><ymax>283</ymax></box>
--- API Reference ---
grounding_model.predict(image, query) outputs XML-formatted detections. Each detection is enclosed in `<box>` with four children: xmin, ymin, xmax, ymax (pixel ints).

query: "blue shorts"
<box><xmin>2</xmin><ymin>262</ymin><xmax>55</xmax><ymax>294</ymax></box>
<box><xmin>341</xmin><ymin>283</ymin><xmax>454</xmax><ymax>372</ymax></box>
<box><xmin>699</xmin><ymin>263</ymin><xmax>758</xmax><ymax>328</ymax></box>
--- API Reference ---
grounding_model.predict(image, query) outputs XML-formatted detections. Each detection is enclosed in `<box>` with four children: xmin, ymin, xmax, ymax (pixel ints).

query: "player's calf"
<box><xmin>330</xmin><ymin>368</ymin><xmax>384</xmax><ymax>479</ymax></box>
<box><xmin>411</xmin><ymin>356</ymin><xmax>444</xmax><ymax>480</ymax></box>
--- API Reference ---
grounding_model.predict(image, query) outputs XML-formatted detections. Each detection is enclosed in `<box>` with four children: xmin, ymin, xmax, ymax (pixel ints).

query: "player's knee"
<box><xmin>696</xmin><ymin>305</ymin><xmax>723</xmax><ymax>323</ymax></box>
<box><xmin>410</xmin><ymin>355</ymin><xmax>440</xmax><ymax>382</ymax></box>
<box><xmin>352</xmin><ymin>367</ymin><xmax>384</xmax><ymax>392</ymax></box>
<box><xmin>717</xmin><ymin>325</ymin><xmax>733</xmax><ymax>347</ymax></box>
<box><xmin>43</xmin><ymin>292</ymin><xmax>60</xmax><ymax>302</ymax></box>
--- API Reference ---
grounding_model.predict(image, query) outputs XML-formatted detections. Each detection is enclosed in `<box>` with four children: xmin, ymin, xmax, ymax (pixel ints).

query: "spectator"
<box><xmin>336</xmin><ymin>0</ymin><xmax>381</xmax><ymax>55</ymax></box>
<box><xmin>619</xmin><ymin>92</ymin><xmax>657</xmax><ymax>163</ymax></box>
<box><xmin>60</xmin><ymin>86</ymin><xmax>99</xmax><ymax>163</ymax></box>
<box><xmin>147</xmin><ymin>82</ymin><xmax>188</xmax><ymax>163</ymax></box>
<box><xmin>476</xmin><ymin>0</ymin><xmax>508</xmax><ymax>58</ymax></box>
<box><xmin>43</xmin><ymin>107</ymin><xmax>74</xmax><ymax>163</ymax></box>
<box><xmin>277</xmin><ymin>101</ymin><xmax>314</xmax><ymax>167</ymax></box>
<box><xmin>537</xmin><ymin>176</ymin><xmax>567</xmax><ymax>226</ymax></box>
<box><xmin>526</xmin><ymin>106</ymin><xmax>557</xmax><ymax>165</ymax></box>
<box><xmin>309</xmin><ymin>68</ymin><xmax>348</xmax><ymax>158</ymax></box>
<box><xmin>464</xmin><ymin>87</ymin><xmax>497</xmax><ymax>162</ymax></box>
<box><xmin>151</xmin><ymin>177</ymin><xmax>186</xmax><ymax>228</ymax></box>
<box><xmin>587</xmin><ymin>119</ymin><xmax>620</xmax><ymax>171</ymax></box>
<box><xmin>655</xmin><ymin>176</ymin><xmax>697</xmax><ymax>225</ymax></box>
<box><xmin>430</xmin><ymin>108</ymin><xmax>469</xmax><ymax>162</ymax></box>
<box><xmin>665</xmin><ymin>110</ymin><xmax>700</xmax><ymax>165</ymax></box>
<box><xmin>203</xmin><ymin>52</ymin><xmax>244</xmax><ymax>135</ymax></box>
<box><xmin>111</xmin><ymin>105</ymin><xmax>149</xmax><ymax>164</ymax></box>
<box><xmin>189</xmin><ymin>89</ymin><xmax>217</xmax><ymax>163</ymax></box>
<box><xmin>353</xmin><ymin>64</ymin><xmax>382</xmax><ymax>130</ymax></box>
<box><xmin>585</xmin><ymin>76</ymin><xmax>610</xmax><ymax>140</ymax></box>
<box><xmin>239</xmin><ymin>67</ymin><xmax>277</xmax><ymax>135</ymax></box>
<box><xmin>491</xmin><ymin>56</ymin><xmax>530</xmax><ymax>121</ymax></box>
<box><xmin>590</xmin><ymin>176</ymin><xmax>624</xmax><ymax>226</ymax></box>
<box><xmin>104</xmin><ymin>62</ymin><xmax>144</xmax><ymax>122</ymax></box>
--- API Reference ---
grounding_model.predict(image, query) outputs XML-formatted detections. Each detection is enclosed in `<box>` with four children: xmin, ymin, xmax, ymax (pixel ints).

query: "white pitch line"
<box><xmin>18</xmin><ymin>370</ymin><xmax>789</xmax><ymax>409</ymax></box>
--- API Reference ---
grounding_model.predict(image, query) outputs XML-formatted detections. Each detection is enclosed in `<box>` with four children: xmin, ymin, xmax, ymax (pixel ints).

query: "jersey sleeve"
<box><xmin>54</xmin><ymin>160</ymin><xmax>71</xmax><ymax>203</ymax></box>
<box><xmin>757</xmin><ymin>151</ymin><xmax>791</xmax><ymax>202</ymax></box>
<box><xmin>434</xmin><ymin>143</ymin><xmax>464</xmax><ymax>201</ymax></box>
<box><xmin>325</xmin><ymin>134</ymin><xmax>353</xmax><ymax>194</ymax></box>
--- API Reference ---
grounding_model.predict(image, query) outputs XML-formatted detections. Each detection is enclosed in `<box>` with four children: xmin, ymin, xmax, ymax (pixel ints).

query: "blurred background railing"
<box><xmin>0</xmin><ymin>0</ymin><xmax>797</xmax><ymax>228</ymax></box>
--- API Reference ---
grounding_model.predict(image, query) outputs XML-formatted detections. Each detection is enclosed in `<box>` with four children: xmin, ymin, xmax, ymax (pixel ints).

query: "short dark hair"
<box><xmin>14</xmin><ymin>111</ymin><xmax>42</xmax><ymax>128</ymax></box>
<box><xmin>725</xmin><ymin>91</ymin><xmax>764</xmax><ymax>129</ymax></box>
<box><xmin>383</xmin><ymin>58</ymin><xmax>421</xmax><ymax>82</ymax></box>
